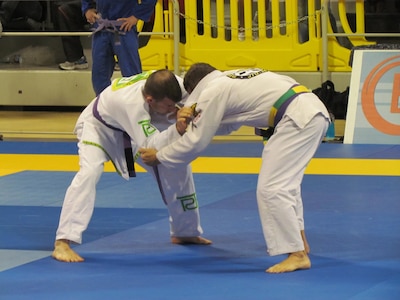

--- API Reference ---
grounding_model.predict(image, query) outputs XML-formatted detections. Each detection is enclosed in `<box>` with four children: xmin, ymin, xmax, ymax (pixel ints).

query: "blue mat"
<box><xmin>2</xmin><ymin>141</ymin><xmax>400</xmax><ymax>158</ymax></box>
<box><xmin>1</xmin><ymin>142</ymin><xmax>399</xmax><ymax>299</ymax></box>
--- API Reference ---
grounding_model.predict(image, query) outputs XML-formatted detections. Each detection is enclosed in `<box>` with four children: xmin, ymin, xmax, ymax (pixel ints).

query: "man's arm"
<box><xmin>175</xmin><ymin>106</ymin><xmax>193</xmax><ymax>135</ymax></box>
<box><xmin>81</xmin><ymin>0</ymin><xmax>96</xmax><ymax>15</ymax></box>
<box><xmin>132</xmin><ymin>0</ymin><xmax>157</xmax><ymax>21</ymax></box>
<box><xmin>118</xmin><ymin>1</ymin><xmax>157</xmax><ymax>40</ymax></box>
<box><xmin>139</xmin><ymin>148</ymin><xmax>160</xmax><ymax>166</ymax></box>
<box><xmin>139</xmin><ymin>106</ymin><xmax>192</xmax><ymax>165</ymax></box>
<box><xmin>81</xmin><ymin>0</ymin><xmax>98</xmax><ymax>24</ymax></box>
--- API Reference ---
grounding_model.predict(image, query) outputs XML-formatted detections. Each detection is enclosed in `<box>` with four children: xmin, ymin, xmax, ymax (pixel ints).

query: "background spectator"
<box><xmin>0</xmin><ymin>1</ymin><xmax>44</xmax><ymax>32</ymax></box>
<box><xmin>51</xmin><ymin>0</ymin><xmax>89</xmax><ymax>70</ymax></box>
<box><xmin>82</xmin><ymin>0</ymin><xmax>157</xmax><ymax>95</ymax></box>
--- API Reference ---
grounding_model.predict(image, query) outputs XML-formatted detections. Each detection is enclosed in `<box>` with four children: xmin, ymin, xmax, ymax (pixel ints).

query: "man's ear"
<box><xmin>145</xmin><ymin>96</ymin><xmax>153</xmax><ymax>104</ymax></box>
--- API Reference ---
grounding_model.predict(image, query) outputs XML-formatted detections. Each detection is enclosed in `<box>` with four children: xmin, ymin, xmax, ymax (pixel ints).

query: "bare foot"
<box><xmin>52</xmin><ymin>239</ymin><xmax>84</xmax><ymax>262</ymax></box>
<box><xmin>171</xmin><ymin>236</ymin><xmax>212</xmax><ymax>245</ymax></box>
<box><xmin>266</xmin><ymin>251</ymin><xmax>311</xmax><ymax>273</ymax></box>
<box><xmin>301</xmin><ymin>230</ymin><xmax>310</xmax><ymax>254</ymax></box>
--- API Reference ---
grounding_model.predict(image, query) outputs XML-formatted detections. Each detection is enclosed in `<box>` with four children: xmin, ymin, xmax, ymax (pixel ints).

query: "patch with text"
<box><xmin>178</xmin><ymin>193</ymin><xmax>198</xmax><ymax>211</ymax></box>
<box><xmin>138</xmin><ymin>119</ymin><xmax>157</xmax><ymax>137</ymax></box>
<box><xmin>226</xmin><ymin>68</ymin><xmax>266</xmax><ymax>79</ymax></box>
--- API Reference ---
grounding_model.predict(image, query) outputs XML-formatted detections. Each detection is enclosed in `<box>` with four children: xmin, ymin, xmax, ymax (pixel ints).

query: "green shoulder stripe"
<box><xmin>112</xmin><ymin>70</ymin><xmax>155</xmax><ymax>91</ymax></box>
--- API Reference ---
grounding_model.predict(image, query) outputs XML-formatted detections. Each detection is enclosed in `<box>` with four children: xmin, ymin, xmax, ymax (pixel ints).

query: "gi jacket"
<box><xmin>75</xmin><ymin>76</ymin><xmax>183</xmax><ymax>179</ymax></box>
<box><xmin>81</xmin><ymin>0</ymin><xmax>157</xmax><ymax>21</ymax></box>
<box><xmin>157</xmin><ymin>69</ymin><xmax>330</xmax><ymax>167</ymax></box>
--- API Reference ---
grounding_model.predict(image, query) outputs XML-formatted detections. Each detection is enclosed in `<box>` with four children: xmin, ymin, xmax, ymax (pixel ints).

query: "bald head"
<box><xmin>143</xmin><ymin>69</ymin><xmax>182</xmax><ymax>103</ymax></box>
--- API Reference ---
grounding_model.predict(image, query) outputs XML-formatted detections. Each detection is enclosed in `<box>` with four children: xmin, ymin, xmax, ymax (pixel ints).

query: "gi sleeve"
<box><xmin>81</xmin><ymin>0</ymin><xmax>96</xmax><ymax>14</ymax></box>
<box><xmin>118</xmin><ymin>102</ymin><xmax>181</xmax><ymax>152</ymax></box>
<box><xmin>156</xmin><ymin>92</ymin><xmax>226</xmax><ymax>168</ymax></box>
<box><xmin>141</xmin><ymin>123</ymin><xmax>182</xmax><ymax>150</ymax></box>
<box><xmin>215</xmin><ymin>124</ymin><xmax>242</xmax><ymax>135</ymax></box>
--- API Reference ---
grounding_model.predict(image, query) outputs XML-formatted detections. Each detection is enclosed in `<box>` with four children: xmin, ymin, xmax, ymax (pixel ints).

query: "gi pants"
<box><xmin>55</xmin><ymin>125</ymin><xmax>203</xmax><ymax>244</ymax></box>
<box><xmin>92</xmin><ymin>29</ymin><xmax>142</xmax><ymax>95</ymax></box>
<box><xmin>257</xmin><ymin>98</ymin><xmax>329</xmax><ymax>256</ymax></box>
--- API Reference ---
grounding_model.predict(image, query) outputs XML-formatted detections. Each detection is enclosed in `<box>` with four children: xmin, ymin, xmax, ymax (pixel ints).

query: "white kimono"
<box><xmin>56</xmin><ymin>74</ymin><xmax>203</xmax><ymax>244</ymax></box>
<box><xmin>156</xmin><ymin>69</ymin><xmax>330</xmax><ymax>256</ymax></box>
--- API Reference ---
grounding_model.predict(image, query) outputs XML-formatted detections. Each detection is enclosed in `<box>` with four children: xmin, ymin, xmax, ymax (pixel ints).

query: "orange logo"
<box><xmin>361</xmin><ymin>54</ymin><xmax>400</xmax><ymax>135</ymax></box>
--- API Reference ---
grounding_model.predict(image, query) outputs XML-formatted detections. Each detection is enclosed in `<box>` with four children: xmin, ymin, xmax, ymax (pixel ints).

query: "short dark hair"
<box><xmin>183</xmin><ymin>63</ymin><xmax>216</xmax><ymax>94</ymax></box>
<box><xmin>143</xmin><ymin>69</ymin><xmax>182</xmax><ymax>102</ymax></box>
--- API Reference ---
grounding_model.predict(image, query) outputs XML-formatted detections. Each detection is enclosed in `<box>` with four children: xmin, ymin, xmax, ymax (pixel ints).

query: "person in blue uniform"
<box><xmin>82</xmin><ymin>0</ymin><xmax>157</xmax><ymax>95</ymax></box>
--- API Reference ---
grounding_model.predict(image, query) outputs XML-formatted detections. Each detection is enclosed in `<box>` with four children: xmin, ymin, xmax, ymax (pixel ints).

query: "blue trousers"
<box><xmin>92</xmin><ymin>29</ymin><xmax>142</xmax><ymax>95</ymax></box>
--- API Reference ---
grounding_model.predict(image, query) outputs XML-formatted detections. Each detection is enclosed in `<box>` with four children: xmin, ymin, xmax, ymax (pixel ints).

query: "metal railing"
<box><xmin>321</xmin><ymin>0</ymin><xmax>400</xmax><ymax>82</ymax></box>
<box><xmin>0</xmin><ymin>0</ymin><xmax>181</xmax><ymax>73</ymax></box>
<box><xmin>1</xmin><ymin>0</ymin><xmax>399</xmax><ymax>80</ymax></box>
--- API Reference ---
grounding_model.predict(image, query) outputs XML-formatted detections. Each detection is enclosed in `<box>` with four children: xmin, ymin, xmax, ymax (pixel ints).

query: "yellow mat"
<box><xmin>1</xmin><ymin>154</ymin><xmax>399</xmax><ymax>176</ymax></box>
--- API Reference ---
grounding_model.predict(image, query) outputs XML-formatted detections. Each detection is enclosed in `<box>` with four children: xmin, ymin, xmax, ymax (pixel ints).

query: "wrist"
<box><xmin>176</xmin><ymin>123</ymin><xmax>186</xmax><ymax>136</ymax></box>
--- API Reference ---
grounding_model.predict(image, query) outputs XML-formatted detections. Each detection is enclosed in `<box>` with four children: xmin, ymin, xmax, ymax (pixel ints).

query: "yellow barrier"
<box><xmin>139</xmin><ymin>0</ymin><xmax>378</xmax><ymax>74</ymax></box>
<box><xmin>1</xmin><ymin>0</ymin><xmax>388</xmax><ymax>108</ymax></box>
<box><xmin>138</xmin><ymin>0</ymin><xmax>176</xmax><ymax>70</ymax></box>
<box><xmin>179</xmin><ymin>0</ymin><xmax>322</xmax><ymax>71</ymax></box>
<box><xmin>0</xmin><ymin>0</ymin><xmax>379</xmax><ymax>74</ymax></box>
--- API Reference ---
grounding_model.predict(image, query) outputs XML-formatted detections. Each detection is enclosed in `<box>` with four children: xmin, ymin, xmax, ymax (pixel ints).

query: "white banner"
<box><xmin>344</xmin><ymin>50</ymin><xmax>400</xmax><ymax>144</ymax></box>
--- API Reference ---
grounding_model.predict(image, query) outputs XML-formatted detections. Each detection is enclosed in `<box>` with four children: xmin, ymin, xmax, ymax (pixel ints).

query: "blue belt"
<box><xmin>91</xmin><ymin>18</ymin><xmax>126</xmax><ymax>45</ymax></box>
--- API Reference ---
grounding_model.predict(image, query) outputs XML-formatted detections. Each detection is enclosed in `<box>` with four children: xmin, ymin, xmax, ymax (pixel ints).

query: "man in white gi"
<box><xmin>139</xmin><ymin>63</ymin><xmax>330</xmax><ymax>273</ymax></box>
<box><xmin>52</xmin><ymin>69</ymin><xmax>211</xmax><ymax>263</ymax></box>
